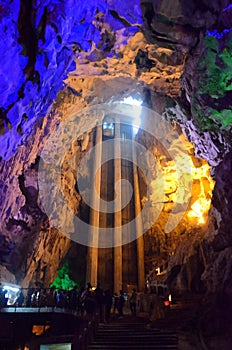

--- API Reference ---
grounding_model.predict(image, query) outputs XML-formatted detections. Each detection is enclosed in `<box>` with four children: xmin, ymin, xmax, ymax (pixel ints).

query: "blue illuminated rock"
<box><xmin>0</xmin><ymin>0</ymin><xmax>143</xmax><ymax>159</ymax></box>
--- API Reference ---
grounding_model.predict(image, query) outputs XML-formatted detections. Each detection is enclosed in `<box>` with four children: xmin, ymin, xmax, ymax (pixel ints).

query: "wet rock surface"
<box><xmin>0</xmin><ymin>0</ymin><xmax>231</xmax><ymax>343</ymax></box>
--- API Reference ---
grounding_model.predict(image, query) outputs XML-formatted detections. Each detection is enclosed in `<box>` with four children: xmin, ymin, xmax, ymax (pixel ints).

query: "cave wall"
<box><xmin>0</xmin><ymin>0</ymin><xmax>145</xmax><ymax>286</ymax></box>
<box><xmin>139</xmin><ymin>0</ymin><xmax>232</xmax><ymax>295</ymax></box>
<box><xmin>0</xmin><ymin>0</ymin><xmax>144</xmax><ymax>160</ymax></box>
<box><xmin>0</xmin><ymin>0</ymin><xmax>231</xmax><ymax>296</ymax></box>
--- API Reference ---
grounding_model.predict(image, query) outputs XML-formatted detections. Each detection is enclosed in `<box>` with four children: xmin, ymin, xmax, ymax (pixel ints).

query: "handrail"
<box><xmin>0</xmin><ymin>306</ymin><xmax>81</xmax><ymax>316</ymax></box>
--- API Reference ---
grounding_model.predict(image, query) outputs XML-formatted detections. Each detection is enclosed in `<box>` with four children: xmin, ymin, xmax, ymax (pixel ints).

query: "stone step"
<box><xmin>93</xmin><ymin>333</ymin><xmax>177</xmax><ymax>337</ymax></box>
<box><xmin>96</xmin><ymin>328</ymin><xmax>176</xmax><ymax>331</ymax></box>
<box><xmin>96</xmin><ymin>332</ymin><xmax>177</xmax><ymax>337</ymax></box>
<box><xmin>88</xmin><ymin>345</ymin><xmax>177</xmax><ymax>349</ymax></box>
<box><xmin>88</xmin><ymin>321</ymin><xmax>178</xmax><ymax>350</ymax></box>
<box><xmin>95</xmin><ymin>333</ymin><xmax>177</xmax><ymax>339</ymax></box>
<box><xmin>94</xmin><ymin>335</ymin><xmax>177</xmax><ymax>340</ymax></box>
<box><xmin>91</xmin><ymin>341</ymin><xmax>177</xmax><ymax>346</ymax></box>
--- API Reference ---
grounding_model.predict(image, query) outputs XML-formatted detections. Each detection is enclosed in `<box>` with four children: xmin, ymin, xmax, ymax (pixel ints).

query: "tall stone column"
<box><xmin>114</xmin><ymin>119</ymin><xmax>123</xmax><ymax>293</ymax></box>
<box><xmin>133</xmin><ymin>142</ymin><xmax>145</xmax><ymax>292</ymax></box>
<box><xmin>86</xmin><ymin>124</ymin><xmax>102</xmax><ymax>287</ymax></box>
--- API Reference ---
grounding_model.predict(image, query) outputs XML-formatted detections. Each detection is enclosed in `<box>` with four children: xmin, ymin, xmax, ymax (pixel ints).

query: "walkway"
<box><xmin>88</xmin><ymin>293</ymin><xmax>207</xmax><ymax>350</ymax></box>
<box><xmin>88</xmin><ymin>316</ymin><xmax>178</xmax><ymax>350</ymax></box>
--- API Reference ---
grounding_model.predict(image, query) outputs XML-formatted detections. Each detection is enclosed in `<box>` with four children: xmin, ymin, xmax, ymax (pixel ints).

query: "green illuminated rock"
<box><xmin>194</xmin><ymin>35</ymin><xmax>232</xmax><ymax>130</ymax></box>
<box><xmin>50</xmin><ymin>260</ymin><xmax>77</xmax><ymax>291</ymax></box>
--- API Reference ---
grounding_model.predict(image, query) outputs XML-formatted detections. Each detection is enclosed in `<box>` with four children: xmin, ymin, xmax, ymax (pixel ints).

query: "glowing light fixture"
<box><xmin>187</xmin><ymin>200</ymin><xmax>207</xmax><ymax>224</ymax></box>
<box><xmin>102</xmin><ymin>119</ymin><xmax>115</xmax><ymax>138</ymax></box>
<box><xmin>3</xmin><ymin>285</ymin><xmax>19</xmax><ymax>293</ymax></box>
<box><xmin>40</xmin><ymin>344</ymin><xmax>72</xmax><ymax>350</ymax></box>
<box><xmin>123</xmin><ymin>96</ymin><xmax>143</xmax><ymax>106</ymax></box>
<box><xmin>122</xmin><ymin>96</ymin><xmax>143</xmax><ymax>135</ymax></box>
<box><xmin>164</xmin><ymin>300</ymin><xmax>170</xmax><ymax>307</ymax></box>
<box><xmin>3</xmin><ymin>284</ymin><xmax>20</xmax><ymax>305</ymax></box>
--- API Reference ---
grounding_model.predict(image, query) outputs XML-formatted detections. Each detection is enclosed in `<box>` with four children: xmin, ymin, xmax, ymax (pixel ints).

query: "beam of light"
<box><xmin>122</xmin><ymin>96</ymin><xmax>143</xmax><ymax>135</ymax></box>
<box><xmin>123</xmin><ymin>96</ymin><xmax>143</xmax><ymax>106</ymax></box>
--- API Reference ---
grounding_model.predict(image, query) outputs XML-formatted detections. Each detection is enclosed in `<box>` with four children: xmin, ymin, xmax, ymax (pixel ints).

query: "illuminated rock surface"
<box><xmin>0</xmin><ymin>0</ymin><xmax>232</xmax><ymax>343</ymax></box>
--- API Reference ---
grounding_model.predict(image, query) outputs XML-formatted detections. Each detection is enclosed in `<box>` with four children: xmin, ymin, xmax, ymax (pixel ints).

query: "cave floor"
<box><xmin>106</xmin><ymin>294</ymin><xmax>231</xmax><ymax>350</ymax></box>
<box><xmin>141</xmin><ymin>295</ymin><xmax>232</xmax><ymax>350</ymax></box>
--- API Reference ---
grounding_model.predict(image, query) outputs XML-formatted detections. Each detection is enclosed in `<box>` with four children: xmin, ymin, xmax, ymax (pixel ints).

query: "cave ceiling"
<box><xmin>0</xmin><ymin>0</ymin><xmax>232</xmax><ymax>293</ymax></box>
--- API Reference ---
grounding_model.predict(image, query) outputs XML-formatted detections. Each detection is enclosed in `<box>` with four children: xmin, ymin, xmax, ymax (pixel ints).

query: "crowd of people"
<box><xmin>0</xmin><ymin>282</ymin><xmax>139</xmax><ymax>323</ymax></box>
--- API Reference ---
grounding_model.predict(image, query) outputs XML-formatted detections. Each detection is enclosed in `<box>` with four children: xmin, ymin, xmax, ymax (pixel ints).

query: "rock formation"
<box><xmin>0</xmin><ymin>0</ymin><xmax>232</xmax><ymax>339</ymax></box>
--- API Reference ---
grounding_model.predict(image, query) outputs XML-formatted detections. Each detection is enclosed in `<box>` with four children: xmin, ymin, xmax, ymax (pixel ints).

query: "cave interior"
<box><xmin>0</xmin><ymin>0</ymin><xmax>232</xmax><ymax>348</ymax></box>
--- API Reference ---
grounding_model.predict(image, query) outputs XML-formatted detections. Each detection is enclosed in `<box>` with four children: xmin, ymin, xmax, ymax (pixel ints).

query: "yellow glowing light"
<box><xmin>32</xmin><ymin>325</ymin><xmax>50</xmax><ymax>336</ymax></box>
<box><xmin>187</xmin><ymin>188</ymin><xmax>214</xmax><ymax>224</ymax></box>
<box><xmin>149</xmin><ymin>133</ymin><xmax>215</xmax><ymax>228</ymax></box>
<box><xmin>188</xmin><ymin>201</ymin><xmax>206</xmax><ymax>224</ymax></box>
<box><xmin>187</xmin><ymin>161</ymin><xmax>215</xmax><ymax>224</ymax></box>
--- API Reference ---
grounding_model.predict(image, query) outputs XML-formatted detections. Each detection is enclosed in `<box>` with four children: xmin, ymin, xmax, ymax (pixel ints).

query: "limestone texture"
<box><xmin>0</xmin><ymin>0</ymin><xmax>232</xmax><ymax>339</ymax></box>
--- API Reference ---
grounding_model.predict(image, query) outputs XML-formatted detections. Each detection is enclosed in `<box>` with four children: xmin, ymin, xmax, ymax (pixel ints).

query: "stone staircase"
<box><xmin>88</xmin><ymin>318</ymin><xmax>178</xmax><ymax>350</ymax></box>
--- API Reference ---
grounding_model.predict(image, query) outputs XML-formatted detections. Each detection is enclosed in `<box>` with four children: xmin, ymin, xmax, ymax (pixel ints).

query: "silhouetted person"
<box><xmin>83</xmin><ymin>283</ymin><xmax>95</xmax><ymax>319</ymax></box>
<box><xmin>129</xmin><ymin>288</ymin><xmax>137</xmax><ymax>315</ymax></box>
<box><xmin>56</xmin><ymin>289</ymin><xmax>66</xmax><ymax>308</ymax></box>
<box><xmin>46</xmin><ymin>287</ymin><xmax>56</xmax><ymax>307</ymax></box>
<box><xmin>26</xmin><ymin>288</ymin><xmax>34</xmax><ymax>307</ymax></box>
<box><xmin>104</xmin><ymin>289</ymin><xmax>112</xmax><ymax>323</ymax></box>
<box><xmin>78</xmin><ymin>287</ymin><xmax>85</xmax><ymax>313</ymax></box>
<box><xmin>0</xmin><ymin>286</ymin><xmax>8</xmax><ymax>307</ymax></box>
<box><xmin>113</xmin><ymin>292</ymin><xmax>119</xmax><ymax>314</ymax></box>
<box><xmin>81</xmin><ymin>282</ymin><xmax>92</xmax><ymax>303</ymax></box>
<box><xmin>69</xmin><ymin>286</ymin><xmax>78</xmax><ymax>310</ymax></box>
<box><xmin>95</xmin><ymin>282</ymin><xmax>104</xmax><ymax>322</ymax></box>
<box><xmin>118</xmin><ymin>290</ymin><xmax>125</xmax><ymax>318</ymax></box>
<box><xmin>15</xmin><ymin>289</ymin><xmax>24</xmax><ymax>307</ymax></box>
<box><xmin>38</xmin><ymin>288</ymin><xmax>47</xmax><ymax>307</ymax></box>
